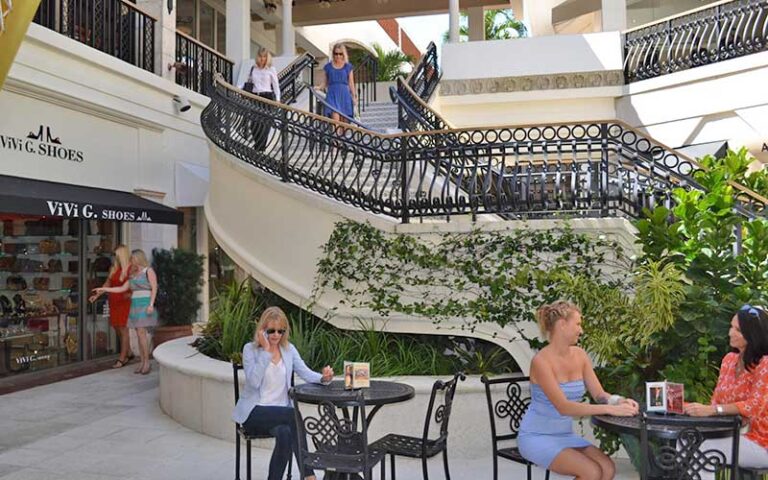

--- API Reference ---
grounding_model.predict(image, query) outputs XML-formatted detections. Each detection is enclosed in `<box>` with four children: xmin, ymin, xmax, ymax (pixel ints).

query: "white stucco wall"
<box><xmin>441</xmin><ymin>32</ymin><xmax>623</xmax><ymax>81</ymax></box>
<box><xmin>1</xmin><ymin>23</ymin><xmax>213</xmax><ymax>251</ymax></box>
<box><xmin>298</xmin><ymin>21</ymin><xmax>399</xmax><ymax>58</ymax></box>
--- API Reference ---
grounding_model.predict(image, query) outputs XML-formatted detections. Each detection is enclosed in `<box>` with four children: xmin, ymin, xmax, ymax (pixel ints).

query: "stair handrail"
<box><xmin>305</xmin><ymin>83</ymin><xmax>371</xmax><ymax>130</ymax></box>
<box><xmin>405</xmin><ymin>41</ymin><xmax>440</xmax><ymax>101</ymax></box>
<box><xmin>203</xmin><ymin>74</ymin><xmax>768</xmax><ymax>223</ymax></box>
<box><xmin>353</xmin><ymin>53</ymin><xmax>378</xmax><ymax>114</ymax></box>
<box><xmin>278</xmin><ymin>52</ymin><xmax>316</xmax><ymax>105</ymax></box>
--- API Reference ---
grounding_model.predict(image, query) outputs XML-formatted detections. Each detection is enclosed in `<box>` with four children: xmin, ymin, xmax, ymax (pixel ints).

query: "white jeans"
<box><xmin>696</xmin><ymin>435</ymin><xmax>768</xmax><ymax>479</ymax></box>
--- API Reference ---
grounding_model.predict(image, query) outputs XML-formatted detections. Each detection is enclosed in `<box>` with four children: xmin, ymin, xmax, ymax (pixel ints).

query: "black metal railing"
<box><xmin>306</xmin><ymin>84</ymin><xmax>369</xmax><ymax>129</ymax></box>
<box><xmin>278</xmin><ymin>52</ymin><xmax>316</xmax><ymax>106</ymax></box>
<box><xmin>391</xmin><ymin>77</ymin><xmax>450</xmax><ymax>133</ymax></box>
<box><xmin>174</xmin><ymin>31</ymin><xmax>233</xmax><ymax>96</ymax></box>
<box><xmin>624</xmin><ymin>0</ymin><xmax>768</xmax><ymax>82</ymax></box>
<box><xmin>353</xmin><ymin>53</ymin><xmax>378</xmax><ymax>113</ymax></box>
<box><xmin>406</xmin><ymin>41</ymin><xmax>440</xmax><ymax>101</ymax></box>
<box><xmin>33</xmin><ymin>0</ymin><xmax>156</xmax><ymax>73</ymax></box>
<box><xmin>202</xmin><ymin>75</ymin><xmax>768</xmax><ymax>224</ymax></box>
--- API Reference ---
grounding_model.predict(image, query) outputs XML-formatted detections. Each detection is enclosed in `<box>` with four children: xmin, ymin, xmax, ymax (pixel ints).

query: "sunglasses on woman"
<box><xmin>266</xmin><ymin>328</ymin><xmax>286</xmax><ymax>335</ymax></box>
<box><xmin>333</xmin><ymin>52</ymin><xmax>343</xmax><ymax>56</ymax></box>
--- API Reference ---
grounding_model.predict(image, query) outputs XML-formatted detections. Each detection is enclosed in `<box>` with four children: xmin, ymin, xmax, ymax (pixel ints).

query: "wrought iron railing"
<box><xmin>174</xmin><ymin>31</ymin><xmax>233</xmax><ymax>96</ymax></box>
<box><xmin>405</xmin><ymin>41</ymin><xmax>440</xmax><ymax>101</ymax></box>
<box><xmin>353</xmin><ymin>53</ymin><xmax>378</xmax><ymax>113</ymax></box>
<box><xmin>391</xmin><ymin>77</ymin><xmax>450</xmax><ymax>133</ymax></box>
<box><xmin>306</xmin><ymin>84</ymin><xmax>368</xmax><ymax>129</ymax></box>
<box><xmin>33</xmin><ymin>0</ymin><xmax>156</xmax><ymax>73</ymax></box>
<box><xmin>278</xmin><ymin>52</ymin><xmax>316</xmax><ymax>106</ymax></box>
<box><xmin>624</xmin><ymin>0</ymin><xmax>768</xmax><ymax>82</ymax></box>
<box><xmin>202</xmin><ymin>75</ymin><xmax>768</xmax><ymax>224</ymax></box>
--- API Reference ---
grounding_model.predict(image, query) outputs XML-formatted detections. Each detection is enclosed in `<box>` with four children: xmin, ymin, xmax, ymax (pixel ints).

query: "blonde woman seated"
<box><xmin>232</xmin><ymin>307</ymin><xmax>334</xmax><ymax>480</ymax></box>
<box><xmin>518</xmin><ymin>301</ymin><xmax>639</xmax><ymax>480</ymax></box>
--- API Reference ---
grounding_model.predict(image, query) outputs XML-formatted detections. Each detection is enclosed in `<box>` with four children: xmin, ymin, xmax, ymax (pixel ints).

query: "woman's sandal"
<box><xmin>112</xmin><ymin>358</ymin><xmax>128</xmax><ymax>369</ymax></box>
<box><xmin>140</xmin><ymin>364</ymin><xmax>151</xmax><ymax>375</ymax></box>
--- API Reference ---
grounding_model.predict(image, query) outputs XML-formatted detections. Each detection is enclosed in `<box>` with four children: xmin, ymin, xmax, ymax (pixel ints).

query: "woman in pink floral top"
<box><xmin>684</xmin><ymin>305</ymin><xmax>768</xmax><ymax>471</ymax></box>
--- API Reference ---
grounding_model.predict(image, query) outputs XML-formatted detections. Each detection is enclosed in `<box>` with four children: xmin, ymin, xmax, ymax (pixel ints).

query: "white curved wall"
<box><xmin>205</xmin><ymin>140</ymin><xmax>638</xmax><ymax>375</ymax></box>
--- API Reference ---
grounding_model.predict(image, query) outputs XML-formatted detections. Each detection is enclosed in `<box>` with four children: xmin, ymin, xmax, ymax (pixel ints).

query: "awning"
<box><xmin>0</xmin><ymin>175</ymin><xmax>183</xmax><ymax>225</ymax></box>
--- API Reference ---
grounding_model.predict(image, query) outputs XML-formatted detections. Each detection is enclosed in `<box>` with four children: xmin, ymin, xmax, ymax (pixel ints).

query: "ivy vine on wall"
<box><xmin>313</xmin><ymin>220</ymin><xmax>629</xmax><ymax>344</ymax></box>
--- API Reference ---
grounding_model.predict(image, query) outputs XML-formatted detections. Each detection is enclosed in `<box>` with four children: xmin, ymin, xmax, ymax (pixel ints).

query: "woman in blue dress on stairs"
<box><xmin>319</xmin><ymin>43</ymin><xmax>357</xmax><ymax>123</ymax></box>
<box><xmin>519</xmin><ymin>301</ymin><xmax>639</xmax><ymax>480</ymax></box>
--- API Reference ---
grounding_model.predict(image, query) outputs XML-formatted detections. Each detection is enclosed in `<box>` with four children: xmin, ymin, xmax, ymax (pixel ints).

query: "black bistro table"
<box><xmin>593</xmin><ymin>414</ymin><xmax>740</xmax><ymax>479</ymax></box>
<box><xmin>293</xmin><ymin>380</ymin><xmax>415</xmax><ymax>480</ymax></box>
<box><xmin>293</xmin><ymin>379</ymin><xmax>415</xmax><ymax>424</ymax></box>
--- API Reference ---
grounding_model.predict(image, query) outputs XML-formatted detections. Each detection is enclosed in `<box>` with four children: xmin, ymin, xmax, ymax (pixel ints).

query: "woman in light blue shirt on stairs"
<box><xmin>233</xmin><ymin>306</ymin><xmax>334</xmax><ymax>480</ymax></box>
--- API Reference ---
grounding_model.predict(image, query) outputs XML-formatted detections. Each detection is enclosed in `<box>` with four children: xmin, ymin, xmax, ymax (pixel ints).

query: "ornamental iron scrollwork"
<box><xmin>625</xmin><ymin>0</ymin><xmax>768</xmax><ymax>82</ymax></box>
<box><xmin>495</xmin><ymin>381</ymin><xmax>530</xmax><ymax>435</ymax></box>
<box><xmin>654</xmin><ymin>428</ymin><xmax>726</xmax><ymax>480</ymax></box>
<box><xmin>201</xmin><ymin>75</ymin><xmax>768</xmax><ymax>224</ymax></box>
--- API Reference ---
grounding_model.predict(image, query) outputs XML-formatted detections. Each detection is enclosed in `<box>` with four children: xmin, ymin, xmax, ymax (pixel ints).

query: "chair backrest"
<box><xmin>289</xmin><ymin>388</ymin><xmax>372</xmax><ymax>474</ymax></box>
<box><xmin>420</xmin><ymin>372</ymin><xmax>466</xmax><ymax>449</ymax></box>
<box><xmin>480</xmin><ymin>375</ymin><xmax>531</xmax><ymax>447</ymax></box>
<box><xmin>639</xmin><ymin>412</ymin><xmax>741</xmax><ymax>480</ymax></box>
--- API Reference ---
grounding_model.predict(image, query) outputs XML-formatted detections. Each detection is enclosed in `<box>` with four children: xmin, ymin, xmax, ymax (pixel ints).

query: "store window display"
<box><xmin>0</xmin><ymin>215</ymin><xmax>120</xmax><ymax>377</ymax></box>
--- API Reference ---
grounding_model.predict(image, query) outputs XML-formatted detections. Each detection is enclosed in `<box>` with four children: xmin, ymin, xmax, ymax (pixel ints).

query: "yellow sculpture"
<box><xmin>0</xmin><ymin>0</ymin><xmax>42</xmax><ymax>90</ymax></box>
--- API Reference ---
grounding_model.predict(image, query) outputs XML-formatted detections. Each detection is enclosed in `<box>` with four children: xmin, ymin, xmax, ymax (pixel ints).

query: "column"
<box><xmin>601</xmin><ymin>0</ymin><xmax>626</xmax><ymax>31</ymax></box>
<box><xmin>467</xmin><ymin>6</ymin><xmax>484</xmax><ymax>41</ymax></box>
<box><xmin>136</xmin><ymin>0</ymin><xmax>176</xmax><ymax>81</ymax></box>
<box><xmin>280</xmin><ymin>0</ymin><xmax>295</xmax><ymax>56</ymax></box>
<box><xmin>448</xmin><ymin>0</ymin><xmax>460</xmax><ymax>43</ymax></box>
<box><xmin>226</xmin><ymin>0</ymin><xmax>251</xmax><ymax>73</ymax></box>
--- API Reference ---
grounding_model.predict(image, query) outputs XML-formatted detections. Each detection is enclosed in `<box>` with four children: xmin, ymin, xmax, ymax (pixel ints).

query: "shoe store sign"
<box><xmin>0</xmin><ymin>124</ymin><xmax>84</xmax><ymax>163</ymax></box>
<box><xmin>46</xmin><ymin>201</ymin><xmax>153</xmax><ymax>222</ymax></box>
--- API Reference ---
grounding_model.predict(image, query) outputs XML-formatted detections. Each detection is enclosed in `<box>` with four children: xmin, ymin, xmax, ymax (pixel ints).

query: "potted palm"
<box><xmin>152</xmin><ymin>248</ymin><xmax>205</xmax><ymax>348</ymax></box>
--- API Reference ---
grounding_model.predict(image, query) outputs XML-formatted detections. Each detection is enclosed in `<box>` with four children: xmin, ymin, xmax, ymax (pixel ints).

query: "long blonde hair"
<box><xmin>256</xmin><ymin>47</ymin><xmax>273</xmax><ymax>68</ymax></box>
<box><xmin>536</xmin><ymin>301</ymin><xmax>580</xmax><ymax>338</ymax></box>
<box><xmin>110</xmin><ymin>244</ymin><xmax>131</xmax><ymax>282</ymax></box>
<box><xmin>253</xmin><ymin>306</ymin><xmax>291</xmax><ymax>348</ymax></box>
<box><xmin>130</xmin><ymin>249</ymin><xmax>150</xmax><ymax>269</ymax></box>
<box><xmin>331</xmin><ymin>43</ymin><xmax>349</xmax><ymax>64</ymax></box>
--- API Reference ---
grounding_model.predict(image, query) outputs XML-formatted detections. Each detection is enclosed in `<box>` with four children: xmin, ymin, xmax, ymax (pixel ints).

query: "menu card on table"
<box><xmin>646</xmin><ymin>381</ymin><xmax>684</xmax><ymax>414</ymax></box>
<box><xmin>343</xmin><ymin>361</ymin><xmax>370</xmax><ymax>389</ymax></box>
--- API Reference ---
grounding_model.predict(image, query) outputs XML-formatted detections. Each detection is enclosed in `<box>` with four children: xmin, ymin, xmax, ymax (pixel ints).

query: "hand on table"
<box><xmin>321</xmin><ymin>366</ymin><xmax>334</xmax><ymax>383</ymax></box>
<box><xmin>684</xmin><ymin>402</ymin><xmax>716</xmax><ymax>417</ymax></box>
<box><xmin>609</xmin><ymin>402</ymin><xmax>639</xmax><ymax>417</ymax></box>
<box><xmin>620</xmin><ymin>397</ymin><xmax>640</xmax><ymax>411</ymax></box>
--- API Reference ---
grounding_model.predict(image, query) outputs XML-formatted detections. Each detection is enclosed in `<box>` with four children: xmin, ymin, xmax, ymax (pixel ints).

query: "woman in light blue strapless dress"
<box><xmin>519</xmin><ymin>301</ymin><xmax>639</xmax><ymax>479</ymax></box>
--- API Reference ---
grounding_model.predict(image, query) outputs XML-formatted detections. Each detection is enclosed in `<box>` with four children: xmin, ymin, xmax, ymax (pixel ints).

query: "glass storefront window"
<box><xmin>627</xmin><ymin>0</ymin><xmax>722</xmax><ymax>28</ymax></box>
<box><xmin>216</xmin><ymin>11</ymin><xmax>226</xmax><ymax>55</ymax></box>
<box><xmin>177</xmin><ymin>0</ymin><xmax>196</xmax><ymax>37</ymax></box>
<box><xmin>199</xmin><ymin>2</ymin><xmax>215</xmax><ymax>50</ymax></box>
<box><xmin>0</xmin><ymin>215</ymin><xmax>120</xmax><ymax>378</ymax></box>
<box><xmin>85</xmin><ymin>222</ymin><xmax>119</xmax><ymax>360</ymax></box>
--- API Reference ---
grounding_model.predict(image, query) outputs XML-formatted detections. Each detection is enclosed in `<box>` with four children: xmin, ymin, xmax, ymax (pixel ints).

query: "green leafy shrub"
<box><xmin>152</xmin><ymin>248</ymin><xmax>204</xmax><ymax>326</ymax></box>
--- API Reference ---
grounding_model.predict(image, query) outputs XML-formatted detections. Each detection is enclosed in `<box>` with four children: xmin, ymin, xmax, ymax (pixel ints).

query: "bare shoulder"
<box><xmin>571</xmin><ymin>346</ymin><xmax>591</xmax><ymax>364</ymax></box>
<box><xmin>530</xmin><ymin>349</ymin><xmax>553</xmax><ymax>371</ymax></box>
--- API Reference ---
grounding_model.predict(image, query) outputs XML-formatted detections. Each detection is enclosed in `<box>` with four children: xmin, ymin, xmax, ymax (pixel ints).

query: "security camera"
<box><xmin>172</xmin><ymin>95</ymin><xmax>191</xmax><ymax>113</ymax></box>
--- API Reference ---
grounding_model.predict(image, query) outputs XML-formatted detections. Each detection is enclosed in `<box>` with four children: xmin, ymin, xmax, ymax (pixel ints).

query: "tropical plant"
<box><xmin>443</xmin><ymin>8</ymin><xmax>528</xmax><ymax>42</ymax></box>
<box><xmin>347</xmin><ymin>44</ymin><xmax>414</xmax><ymax>82</ymax></box>
<box><xmin>152</xmin><ymin>248</ymin><xmax>204</xmax><ymax>326</ymax></box>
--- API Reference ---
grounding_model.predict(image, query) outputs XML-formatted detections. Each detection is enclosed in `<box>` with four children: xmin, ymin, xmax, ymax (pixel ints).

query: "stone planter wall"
<box><xmin>154</xmin><ymin>337</ymin><xmax>611</xmax><ymax>460</ymax></box>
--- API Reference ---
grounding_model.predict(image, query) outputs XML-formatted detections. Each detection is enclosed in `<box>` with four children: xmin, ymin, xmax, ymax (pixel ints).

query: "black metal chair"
<box><xmin>289</xmin><ymin>388</ymin><xmax>386</xmax><ymax>480</ymax></box>
<box><xmin>232</xmin><ymin>363</ymin><xmax>293</xmax><ymax>480</ymax></box>
<box><xmin>480</xmin><ymin>375</ymin><xmax>550</xmax><ymax>480</ymax></box>
<box><xmin>371</xmin><ymin>372</ymin><xmax>466</xmax><ymax>480</ymax></box>
<box><xmin>639</xmin><ymin>412</ymin><xmax>741</xmax><ymax>480</ymax></box>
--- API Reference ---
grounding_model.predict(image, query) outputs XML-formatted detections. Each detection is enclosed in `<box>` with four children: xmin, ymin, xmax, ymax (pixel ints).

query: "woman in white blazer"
<box><xmin>233</xmin><ymin>306</ymin><xmax>333</xmax><ymax>480</ymax></box>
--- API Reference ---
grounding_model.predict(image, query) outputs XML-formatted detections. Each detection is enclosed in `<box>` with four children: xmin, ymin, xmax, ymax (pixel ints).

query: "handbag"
<box><xmin>39</xmin><ymin>239</ymin><xmax>61</xmax><ymax>254</ymax></box>
<box><xmin>62</xmin><ymin>277</ymin><xmax>78</xmax><ymax>291</ymax></box>
<box><xmin>33</xmin><ymin>277</ymin><xmax>50</xmax><ymax>291</ymax></box>
<box><xmin>64</xmin><ymin>240</ymin><xmax>79</xmax><ymax>255</ymax></box>
<box><xmin>6</xmin><ymin>275</ymin><xmax>27</xmax><ymax>291</ymax></box>
<box><xmin>0</xmin><ymin>257</ymin><xmax>15</xmax><ymax>272</ymax></box>
<box><xmin>48</xmin><ymin>259</ymin><xmax>63</xmax><ymax>273</ymax></box>
<box><xmin>243</xmin><ymin>66</ymin><xmax>255</xmax><ymax>93</ymax></box>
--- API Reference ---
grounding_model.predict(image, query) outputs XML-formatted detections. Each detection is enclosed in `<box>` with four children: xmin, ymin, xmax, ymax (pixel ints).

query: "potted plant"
<box><xmin>152</xmin><ymin>248</ymin><xmax>205</xmax><ymax>348</ymax></box>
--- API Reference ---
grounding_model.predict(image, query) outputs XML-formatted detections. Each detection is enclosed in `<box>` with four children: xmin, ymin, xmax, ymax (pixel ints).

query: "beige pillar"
<box><xmin>226</xmin><ymin>0</ymin><xmax>251</xmax><ymax>73</ymax></box>
<box><xmin>136</xmin><ymin>0</ymin><xmax>176</xmax><ymax>81</ymax></box>
<box><xmin>601</xmin><ymin>0</ymin><xmax>626</xmax><ymax>31</ymax></box>
<box><xmin>448</xmin><ymin>0</ymin><xmax>460</xmax><ymax>43</ymax></box>
<box><xmin>280</xmin><ymin>0</ymin><xmax>295</xmax><ymax>56</ymax></box>
<box><xmin>468</xmin><ymin>6</ymin><xmax>484</xmax><ymax>41</ymax></box>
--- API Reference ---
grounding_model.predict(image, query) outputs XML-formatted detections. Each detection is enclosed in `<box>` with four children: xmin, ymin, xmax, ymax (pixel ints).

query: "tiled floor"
<box><xmin>0</xmin><ymin>362</ymin><xmax>639</xmax><ymax>479</ymax></box>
